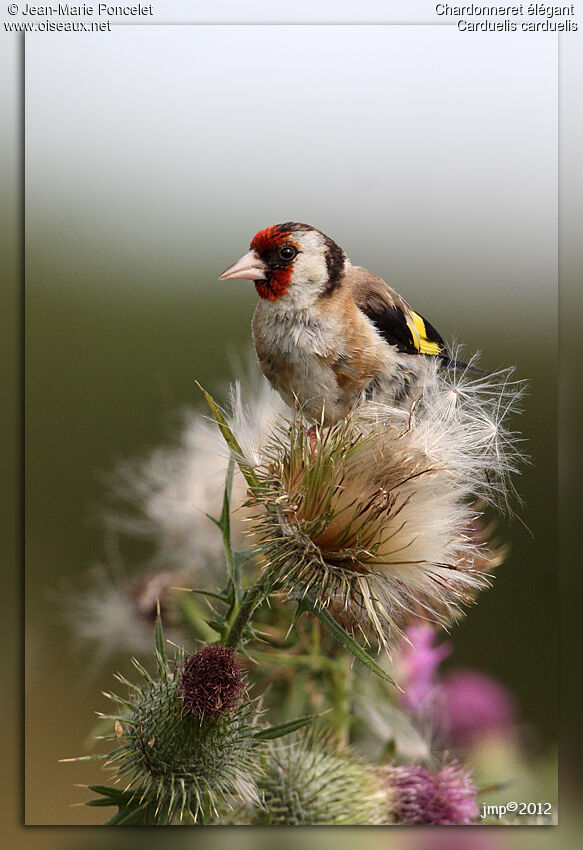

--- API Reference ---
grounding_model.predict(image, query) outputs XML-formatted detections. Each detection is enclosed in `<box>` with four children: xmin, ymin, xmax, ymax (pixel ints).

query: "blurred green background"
<box><xmin>18</xmin><ymin>22</ymin><xmax>559</xmax><ymax>825</ymax></box>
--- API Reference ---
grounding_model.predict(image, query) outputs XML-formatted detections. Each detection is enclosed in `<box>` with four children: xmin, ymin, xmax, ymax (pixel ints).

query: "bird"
<box><xmin>219</xmin><ymin>222</ymin><xmax>456</xmax><ymax>426</ymax></box>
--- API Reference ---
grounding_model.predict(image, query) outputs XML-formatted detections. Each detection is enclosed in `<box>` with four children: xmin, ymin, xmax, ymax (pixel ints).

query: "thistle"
<box><xmin>61</xmin><ymin>358</ymin><xmax>538</xmax><ymax>826</ymax></box>
<box><xmin>87</xmin><ymin>642</ymin><xmax>262</xmax><ymax>824</ymax></box>
<box><xmin>380</xmin><ymin>760</ymin><xmax>479</xmax><ymax>825</ymax></box>
<box><xmin>394</xmin><ymin>624</ymin><xmax>517</xmax><ymax>747</ymax></box>
<box><xmin>180</xmin><ymin>645</ymin><xmax>244</xmax><ymax>720</ymax></box>
<box><xmin>438</xmin><ymin>668</ymin><xmax>517</xmax><ymax>748</ymax></box>
<box><xmin>255</xmin><ymin>730</ymin><xmax>386</xmax><ymax>825</ymax></box>
<box><xmin>397</xmin><ymin>623</ymin><xmax>452</xmax><ymax>713</ymax></box>
<box><xmin>241</xmin><ymin>362</ymin><xmax>521</xmax><ymax>647</ymax></box>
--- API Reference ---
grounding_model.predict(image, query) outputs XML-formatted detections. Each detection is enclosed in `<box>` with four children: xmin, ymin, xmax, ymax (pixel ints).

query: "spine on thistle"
<box><xmin>254</xmin><ymin>730</ymin><xmax>387</xmax><ymax>826</ymax></box>
<box><xmin>91</xmin><ymin>642</ymin><xmax>263</xmax><ymax>824</ymax></box>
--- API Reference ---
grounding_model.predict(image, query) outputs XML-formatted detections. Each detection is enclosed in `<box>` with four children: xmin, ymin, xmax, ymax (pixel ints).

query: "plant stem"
<box><xmin>330</xmin><ymin>655</ymin><xmax>353</xmax><ymax>746</ymax></box>
<box><xmin>311</xmin><ymin>619</ymin><xmax>321</xmax><ymax>657</ymax></box>
<box><xmin>223</xmin><ymin>570</ymin><xmax>272</xmax><ymax>648</ymax></box>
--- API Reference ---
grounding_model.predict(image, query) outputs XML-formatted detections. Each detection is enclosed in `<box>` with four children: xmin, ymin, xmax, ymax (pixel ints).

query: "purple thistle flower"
<box><xmin>398</xmin><ymin>624</ymin><xmax>452</xmax><ymax>713</ymax></box>
<box><xmin>440</xmin><ymin>669</ymin><xmax>516</xmax><ymax>748</ymax></box>
<box><xmin>381</xmin><ymin>761</ymin><xmax>479</xmax><ymax>825</ymax></box>
<box><xmin>396</xmin><ymin>625</ymin><xmax>517</xmax><ymax>749</ymax></box>
<box><xmin>180</xmin><ymin>645</ymin><xmax>244</xmax><ymax>720</ymax></box>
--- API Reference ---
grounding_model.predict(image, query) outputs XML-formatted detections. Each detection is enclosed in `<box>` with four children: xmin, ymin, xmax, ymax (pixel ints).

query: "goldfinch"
<box><xmin>219</xmin><ymin>222</ymin><xmax>457</xmax><ymax>426</ymax></box>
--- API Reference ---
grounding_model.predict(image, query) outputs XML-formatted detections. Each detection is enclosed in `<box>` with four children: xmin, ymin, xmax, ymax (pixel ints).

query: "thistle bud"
<box><xmin>255</xmin><ymin>731</ymin><xmax>386</xmax><ymax>825</ymax></box>
<box><xmin>102</xmin><ymin>647</ymin><xmax>261</xmax><ymax>823</ymax></box>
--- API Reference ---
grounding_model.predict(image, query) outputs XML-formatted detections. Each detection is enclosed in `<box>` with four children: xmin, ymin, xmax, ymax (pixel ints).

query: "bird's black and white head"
<box><xmin>219</xmin><ymin>222</ymin><xmax>347</xmax><ymax>309</ymax></box>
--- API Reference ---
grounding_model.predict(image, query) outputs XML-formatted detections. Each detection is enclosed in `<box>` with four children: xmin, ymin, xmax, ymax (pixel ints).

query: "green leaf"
<box><xmin>295</xmin><ymin>593</ymin><xmax>396</xmax><ymax>686</ymax></box>
<box><xmin>234</xmin><ymin>548</ymin><xmax>257</xmax><ymax>566</ymax></box>
<box><xmin>186</xmin><ymin>586</ymin><xmax>232</xmax><ymax>603</ymax></box>
<box><xmin>380</xmin><ymin>738</ymin><xmax>397</xmax><ymax>762</ymax></box>
<box><xmin>206</xmin><ymin>618</ymin><xmax>229</xmax><ymax>633</ymax></box>
<box><xmin>195</xmin><ymin>381</ymin><xmax>259</xmax><ymax>491</ymax></box>
<box><xmin>221</xmin><ymin>457</ymin><xmax>235</xmax><ymax>549</ymax></box>
<box><xmin>180</xmin><ymin>593</ymin><xmax>222</xmax><ymax>641</ymax></box>
<box><xmin>87</xmin><ymin>784</ymin><xmax>129</xmax><ymax>801</ymax></box>
<box><xmin>103</xmin><ymin>807</ymin><xmax>155</xmax><ymax>826</ymax></box>
<box><xmin>220</xmin><ymin>455</ymin><xmax>244</xmax><ymax>610</ymax></box>
<box><xmin>250</xmin><ymin>649</ymin><xmax>337</xmax><ymax>673</ymax></box>
<box><xmin>254</xmin><ymin>713</ymin><xmax>320</xmax><ymax>741</ymax></box>
<box><xmin>87</xmin><ymin>785</ymin><xmax>160</xmax><ymax>825</ymax></box>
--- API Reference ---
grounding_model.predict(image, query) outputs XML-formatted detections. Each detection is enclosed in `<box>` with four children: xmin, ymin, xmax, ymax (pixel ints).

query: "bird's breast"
<box><xmin>253</xmin><ymin>304</ymin><xmax>336</xmax><ymax>357</ymax></box>
<box><xmin>252</xmin><ymin>303</ymin><xmax>388</xmax><ymax>423</ymax></box>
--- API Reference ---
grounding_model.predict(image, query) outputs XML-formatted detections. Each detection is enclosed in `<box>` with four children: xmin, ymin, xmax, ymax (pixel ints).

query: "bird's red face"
<box><xmin>219</xmin><ymin>223</ymin><xmax>302</xmax><ymax>301</ymax></box>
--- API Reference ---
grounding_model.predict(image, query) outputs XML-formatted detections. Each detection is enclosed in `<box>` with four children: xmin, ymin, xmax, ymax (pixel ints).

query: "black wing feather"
<box><xmin>358</xmin><ymin>295</ymin><xmax>444</xmax><ymax>357</ymax></box>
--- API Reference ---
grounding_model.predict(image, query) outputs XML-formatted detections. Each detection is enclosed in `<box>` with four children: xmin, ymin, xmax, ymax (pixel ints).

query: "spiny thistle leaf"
<box><xmin>86</xmin><ymin>785</ymin><xmax>162</xmax><ymax>825</ymax></box>
<box><xmin>195</xmin><ymin>381</ymin><xmax>260</xmax><ymax>491</ymax></box>
<box><xmin>219</xmin><ymin>456</ymin><xmax>242</xmax><ymax>603</ymax></box>
<box><xmin>87</xmin><ymin>783</ymin><xmax>128</xmax><ymax>802</ymax></box>
<box><xmin>294</xmin><ymin>592</ymin><xmax>395</xmax><ymax>686</ymax></box>
<box><xmin>104</xmin><ymin>807</ymin><xmax>158</xmax><ymax>826</ymax></box>
<box><xmin>253</xmin><ymin>713</ymin><xmax>321</xmax><ymax>741</ymax></box>
<box><xmin>184</xmin><ymin>587</ymin><xmax>233</xmax><ymax>603</ymax></box>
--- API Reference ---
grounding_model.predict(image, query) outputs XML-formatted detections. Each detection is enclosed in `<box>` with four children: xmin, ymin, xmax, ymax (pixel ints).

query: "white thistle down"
<box><xmin>357</xmin><ymin>350</ymin><xmax>526</xmax><ymax>513</ymax></box>
<box><xmin>65</xmin><ymin>372</ymin><xmax>286</xmax><ymax>658</ymax></box>
<box><xmin>231</xmin><ymin>354</ymin><xmax>525</xmax><ymax>647</ymax></box>
<box><xmin>102</xmin><ymin>377</ymin><xmax>286</xmax><ymax>581</ymax></box>
<box><xmin>64</xmin><ymin>563</ymin><xmax>185</xmax><ymax>659</ymax></box>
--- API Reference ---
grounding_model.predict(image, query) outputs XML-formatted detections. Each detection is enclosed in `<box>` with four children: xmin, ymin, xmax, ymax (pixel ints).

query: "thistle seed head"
<box><xmin>64</xmin><ymin>564</ymin><xmax>184</xmax><ymax>658</ymax></box>
<box><xmin>103</xmin><ymin>371</ymin><xmax>286</xmax><ymax>580</ymax></box>
<box><xmin>238</xmin><ymin>360</ymin><xmax>523</xmax><ymax>648</ymax></box>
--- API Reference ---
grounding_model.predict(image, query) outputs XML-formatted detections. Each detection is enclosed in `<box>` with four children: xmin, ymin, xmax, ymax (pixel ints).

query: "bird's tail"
<box><xmin>440</xmin><ymin>354</ymin><xmax>489</xmax><ymax>376</ymax></box>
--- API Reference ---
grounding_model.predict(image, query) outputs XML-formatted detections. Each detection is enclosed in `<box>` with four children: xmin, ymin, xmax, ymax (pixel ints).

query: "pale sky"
<box><xmin>24</xmin><ymin>16</ymin><xmax>558</xmax><ymax>328</ymax></box>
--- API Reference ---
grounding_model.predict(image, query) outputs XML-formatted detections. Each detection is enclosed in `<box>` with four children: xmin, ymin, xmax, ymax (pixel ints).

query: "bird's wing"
<box><xmin>349</xmin><ymin>266</ymin><xmax>445</xmax><ymax>357</ymax></box>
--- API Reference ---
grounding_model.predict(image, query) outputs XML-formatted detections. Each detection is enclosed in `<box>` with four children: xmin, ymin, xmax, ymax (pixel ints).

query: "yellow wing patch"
<box><xmin>406</xmin><ymin>310</ymin><xmax>443</xmax><ymax>356</ymax></box>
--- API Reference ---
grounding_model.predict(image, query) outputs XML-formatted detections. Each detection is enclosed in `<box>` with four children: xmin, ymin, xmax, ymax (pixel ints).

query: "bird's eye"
<box><xmin>278</xmin><ymin>244</ymin><xmax>297</xmax><ymax>262</ymax></box>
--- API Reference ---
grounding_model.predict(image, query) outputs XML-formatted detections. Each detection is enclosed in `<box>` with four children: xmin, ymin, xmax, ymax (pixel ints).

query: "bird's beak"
<box><xmin>218</xmin><ymin>249</ymin><xmax>267</xmax><ymax>281</ymax></box>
